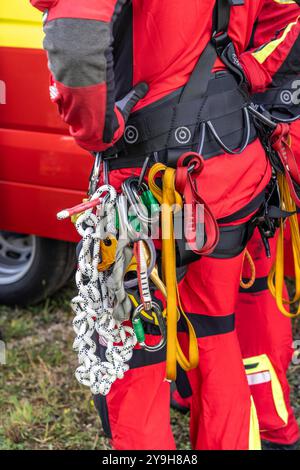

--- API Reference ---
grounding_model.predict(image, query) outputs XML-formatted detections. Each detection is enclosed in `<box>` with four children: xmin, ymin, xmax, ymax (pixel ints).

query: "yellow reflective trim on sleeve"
<box><xmin>273</xmin><ymin>0</ymin><xmax>297</xmax><ymax>3</ymax></box>
<box><xmin>0</xmin><ymin>0</ymin><xmax>43</xmax><ymax>49</ymax></box>
<box><xmin>252</xmin><ymin>17</ymin><xmax>299</xmax><ymax>64</ymax></box>
<box><xmin>244</xmin><ymin>354</ymin><xmax>289</xmax><ymax>426</ymax></box>
<box><xmin>249</xmin><ymin>397</ymin><xmax>262</xmax><ymax>450</ymax></box>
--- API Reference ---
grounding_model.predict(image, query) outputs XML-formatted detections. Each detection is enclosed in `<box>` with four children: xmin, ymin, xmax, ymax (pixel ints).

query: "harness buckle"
<box><xmin>212</xmin><ymin>31</ymin><xmax>231</xmax><ymax>55</ymax></box>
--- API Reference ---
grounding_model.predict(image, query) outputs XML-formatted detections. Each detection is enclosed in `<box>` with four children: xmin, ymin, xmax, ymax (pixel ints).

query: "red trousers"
<box><xmin>173</xmin><ymin>229</ymin><xmax>300</xmax><ymax>446</ymax></box>
<box><xmin>94</xmin><ymin>139</ymin><xmax>270</xmax><ymax>450</ymax></box>
<box><xmin>236</xmin><ymin>229</ymin><xmax>300</xmax><ymax>446</ymax></box>
<box><xmin>96</xmin><ymin>251</ymin><xmax>260</xmax><ymax>450</ymax></box>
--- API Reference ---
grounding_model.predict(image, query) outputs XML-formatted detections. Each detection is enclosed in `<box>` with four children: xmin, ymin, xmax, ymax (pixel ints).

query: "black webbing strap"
<box><xmin>178</xmin><ymin>0</ymin><xmax>232</xmax><ymax>104</ymax></box>
<box><xmin>215</xmin><ymin>0</ymin><xmax>232</xmax><ymax>35</ymax></box>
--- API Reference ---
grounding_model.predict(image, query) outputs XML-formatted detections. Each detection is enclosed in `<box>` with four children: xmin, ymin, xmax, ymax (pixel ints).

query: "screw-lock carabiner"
<box><xmin>132</xmin><ymin>302</ymin><xmax>166</xmax><ymax>352</ymax></box>
<box><xmin>122</xmin><ymin>177</ymin><xmax>159</xmax><ymax>225</ymax></box>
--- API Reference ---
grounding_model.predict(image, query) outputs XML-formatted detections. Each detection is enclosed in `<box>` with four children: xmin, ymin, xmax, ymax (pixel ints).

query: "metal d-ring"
<box><xmin>206</xmin><ymin>106</ymin><xmax>251</xmax><ymax>155</ymax></box>
<box><xmin>132</xmin><ymin>302</ymin><xmax>166</xmax><ymax>352</ymax></box>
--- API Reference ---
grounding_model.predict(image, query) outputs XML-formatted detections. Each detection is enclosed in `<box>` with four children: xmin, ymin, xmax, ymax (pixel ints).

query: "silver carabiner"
<box><xmin>88</xmin><ymin>152</ymin><xmax>102</xmax><ymax>197</ymax></box>
<box><xmin>132</xmin><ymin>302</ymin><xmax>166</xmax><ymax>352</ymax></box>
<box><xmin>122</xmin><ymin>177</ymin><xmax>159</xmax><ymax>224</ymax></box>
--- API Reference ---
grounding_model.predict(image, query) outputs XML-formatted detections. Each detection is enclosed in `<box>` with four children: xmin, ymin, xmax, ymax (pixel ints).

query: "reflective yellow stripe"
<box><xmin>249</xmin><ymin>397</ymin><xmax>262</xmax><ymax>450</ymax></box>
<box><xmin>0</xmin><ymin>1</ymin><xmax>43</xmax><ymax>49</ymax></box>
<box><xmin>273</xmin><ymin>0</ymin><xmax>297</xmax><ymax>3</ymax></box>
<box><xmin>244</xmin><ymin>354</ymin><xmax>289</xmax><ymax>425</ymax></box>
<box><xmin>252</xmin><ymin>17</ymin><xmax>299</xmax><ymax>64</ymax></box>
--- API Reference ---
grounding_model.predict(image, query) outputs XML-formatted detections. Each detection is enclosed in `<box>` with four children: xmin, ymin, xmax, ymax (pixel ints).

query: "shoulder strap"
<box><xmin>179</xmin><ymin>0</ymin><xmax>242</xmax><ymax>103</ymax></box>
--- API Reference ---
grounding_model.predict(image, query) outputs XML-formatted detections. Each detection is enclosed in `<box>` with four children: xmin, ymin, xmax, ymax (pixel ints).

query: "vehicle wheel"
<box><xmin>0</xmin><ymin>232</ymin><xmax>76</xmax><ymax>306</ymax></box>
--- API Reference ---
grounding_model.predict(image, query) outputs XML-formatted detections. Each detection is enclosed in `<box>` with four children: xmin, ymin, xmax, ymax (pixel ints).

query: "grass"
<box><xmin>0</xmin><ymin>282</ymin><xmax>299</xmax><ymax>450</ymax></box>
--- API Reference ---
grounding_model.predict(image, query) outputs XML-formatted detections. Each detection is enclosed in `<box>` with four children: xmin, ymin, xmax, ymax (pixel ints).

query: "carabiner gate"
<box><xmin>88</xmin><ymin>152</ymin><xmax>102</xmax><ymax>197</ymax></box>
<box><xmin>132</xmin><ymin>302</ymin><xmax>166</xmax><ymax>352</ymax></box>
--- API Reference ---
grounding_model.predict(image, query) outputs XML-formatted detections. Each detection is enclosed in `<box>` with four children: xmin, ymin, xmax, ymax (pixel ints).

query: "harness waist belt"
<box><xmin>254</xmin><ymin>78</ymin><xmax>300</xmax><ymax>123</ymax></box>
<box><xmin>104</xmin><ymin>73</ymin><xmax>257</xmax><ymax>169</ymax></box>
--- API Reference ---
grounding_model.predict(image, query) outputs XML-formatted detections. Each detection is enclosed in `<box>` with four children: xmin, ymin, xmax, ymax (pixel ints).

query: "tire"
<box><xmin>0</xmin><ymin>231</ymin><xmax>76</xmax><ymax>306</ymax></box>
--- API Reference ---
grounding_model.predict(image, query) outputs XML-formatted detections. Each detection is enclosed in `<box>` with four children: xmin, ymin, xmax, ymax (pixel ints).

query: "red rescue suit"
<box><xmin>31</xmin><ymin>0</ymin><xmax>300</xmax><ymax>450</ymax></box>
<box><xmin>236</xmin><ymin>2</ymin><xmax>300</xmax><ymax>448</ymax></box>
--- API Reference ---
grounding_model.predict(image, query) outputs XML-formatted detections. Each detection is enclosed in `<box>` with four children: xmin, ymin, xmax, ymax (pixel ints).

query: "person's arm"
<box><xmin>30</xmin><ymin>0</ymin><xmax>147</xmax><ymax>151</ymax></box>
<box><xmin>240</xmin><ymin>0</ymin><xmax>300</xmax><ymax>93</ymax></box>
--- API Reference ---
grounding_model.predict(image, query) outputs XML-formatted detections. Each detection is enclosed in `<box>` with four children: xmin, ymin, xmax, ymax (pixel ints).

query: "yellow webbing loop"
<box><xmin>240</xmin><ymin>249</ymin><xmax>256</xmax><ymax>289</ymax></box>
<box><xmin>268</xmin><ymin>173</ymin><xmax>300</xmax><ymax>317</ymax></box>
<box><xmin>148</xmin><ymin>163</ymin><xmax>199</xmax><ymax>381</ymax></box>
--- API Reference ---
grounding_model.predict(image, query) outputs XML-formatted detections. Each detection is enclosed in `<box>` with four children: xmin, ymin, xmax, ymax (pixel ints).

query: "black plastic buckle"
<box><xmin>228</xmin><ymin>0</ymin><xmax>245</xmax><ymax>5</ymax></box>
<box><xmin>212</xmin><ymin>32</ymin><xmax>231</xmax><ymax>55</ymax></box>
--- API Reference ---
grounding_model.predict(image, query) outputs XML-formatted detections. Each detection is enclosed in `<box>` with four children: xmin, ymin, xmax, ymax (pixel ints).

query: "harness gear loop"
<box><xmin>148</xmin><ymin>163</ymin><xmax>199</xmax><ymax>381</ymax></box>
<box><xmin>240</xmin><ymin>249</ymin><xmax>256</xmax><ymax>289</ymax></box>
<box><xmin>207</xmin><ymin>106</ymin><xmax>251</xmax><ymax>155</ymax></box>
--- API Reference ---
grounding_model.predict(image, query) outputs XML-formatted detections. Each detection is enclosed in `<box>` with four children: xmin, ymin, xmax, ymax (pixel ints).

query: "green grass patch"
<box><xmin>0</xmin><ymin>283</ymin><xmax>299</xmax><ymax>449</ymax></box>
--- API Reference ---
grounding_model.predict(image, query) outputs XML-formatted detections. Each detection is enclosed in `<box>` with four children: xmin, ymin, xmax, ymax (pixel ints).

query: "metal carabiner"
<box><xmin>122</xmin><ymin>177</ymin><xmax>159</xmax><ymax>225</ymax></box>
<box><xmin>117</xmin><ymin>193</ymin><xmax>143</xmax><ymax>241</ymax></box>
<box><xmin>88</xmin><ymin>152</ymin><xmax>102</xmax><ymax>197</ymax></box>
<box><xmin>132</xmin><ymin>302</ymin><xmax>166</xmax><ymax>352</ymax></box>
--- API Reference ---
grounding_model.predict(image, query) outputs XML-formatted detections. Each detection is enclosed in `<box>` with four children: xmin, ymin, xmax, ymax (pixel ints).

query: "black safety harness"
<box><xmin>99</xmin><ymin>0</ymin><xmax>286</xmax><ymax>263</ymax></box>
<box><xmin>104</xmin><ymin>0</ymin><xmax>251</xmax><ymax>169</ymax></box>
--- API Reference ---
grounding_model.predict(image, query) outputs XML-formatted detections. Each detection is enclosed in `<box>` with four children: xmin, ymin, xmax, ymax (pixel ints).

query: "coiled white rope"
<box><xmin>71</xmin><ymin>185</ymin><xmax>137</xmax><ymax>396</ymax></box>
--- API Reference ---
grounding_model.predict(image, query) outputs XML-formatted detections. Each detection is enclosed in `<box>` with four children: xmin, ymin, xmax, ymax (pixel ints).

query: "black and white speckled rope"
<box><xmin>71</xmin><ymin>185</ymin><xmax>137</xmax><ymax>396</ymax></box>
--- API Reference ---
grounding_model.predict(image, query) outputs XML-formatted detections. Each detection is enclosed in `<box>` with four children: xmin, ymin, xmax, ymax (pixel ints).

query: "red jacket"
<box><xmin>31</xmin><ymin>0</ymin><xmax>300</xmax><ymax>152</ymax></box>
<box><xmin>250</xmin><ymin>0</ymin><xmax>300</xmax><ymax>87</ymax></box>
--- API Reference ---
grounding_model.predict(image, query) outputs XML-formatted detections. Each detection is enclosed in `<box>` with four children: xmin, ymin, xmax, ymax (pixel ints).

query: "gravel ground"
<box><xmin>0</xmin><ymin>283</ymin><xmax>298</xmax><ymax>450</ymax></box>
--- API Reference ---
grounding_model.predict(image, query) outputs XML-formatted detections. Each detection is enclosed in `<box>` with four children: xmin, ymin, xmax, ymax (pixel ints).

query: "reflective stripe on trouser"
<box><xmin>236</xmin><ymin>228</ymin><xmax>300</xmax><ymax>445</ymax></box>
<box><xmin>177</xmin><ymin>252</ymin><xmax>261</xmax><ymax>450</ymax></box>
<box><xmin>93</xmin><ymin>251</ymin><xmax>261</xmax><ymax>450</ymax></box>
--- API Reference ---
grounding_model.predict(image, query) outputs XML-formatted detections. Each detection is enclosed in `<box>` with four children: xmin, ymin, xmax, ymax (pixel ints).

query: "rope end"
<box><xmin>57</xmin><ymin>210</ymin><xmax>70</xmax><ymax>220</ymax></box>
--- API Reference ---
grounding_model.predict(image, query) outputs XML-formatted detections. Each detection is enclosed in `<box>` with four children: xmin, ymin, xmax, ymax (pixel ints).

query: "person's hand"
<box><xmin>116</xmin><ymin>82</ymin><xmax>149</xmax><ymax>121</ymax></box>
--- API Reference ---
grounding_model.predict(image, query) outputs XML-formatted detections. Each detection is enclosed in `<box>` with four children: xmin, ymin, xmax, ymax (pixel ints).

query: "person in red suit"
<box><xmin>31</xmin><ymin>0</ymin><xmax>300</xmax><ymax>450</ymax></box>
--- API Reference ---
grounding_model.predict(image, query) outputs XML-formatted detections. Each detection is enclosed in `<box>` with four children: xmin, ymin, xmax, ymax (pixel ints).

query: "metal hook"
<box><xmin>88</xmin><ymin>152</ymin><xmax>102</xmax><ymax>197</ymax></box>
<box><xmin>138</xmin><ymin>155</ymin><xmax>151</xmax><ymax>188</ymax></box>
